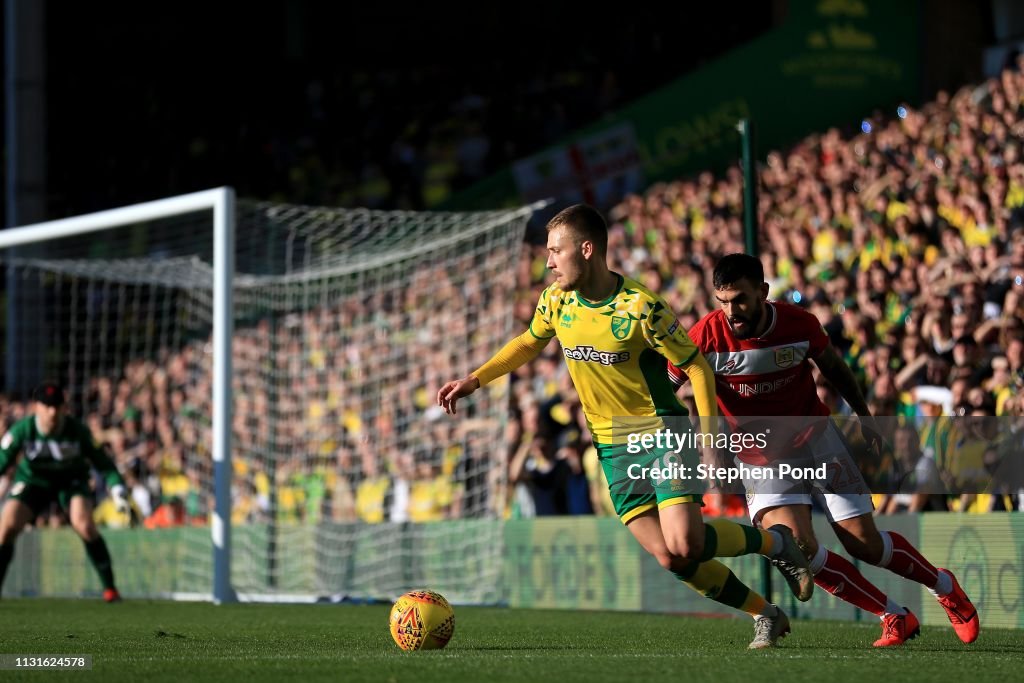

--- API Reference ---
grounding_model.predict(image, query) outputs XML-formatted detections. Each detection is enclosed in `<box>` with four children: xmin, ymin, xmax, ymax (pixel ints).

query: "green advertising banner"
<box><xmin>506</xmin><ymin>515</ymin><xmax>926</xmax><ymax>625</ymax></box>
<box><xmin>6</xmin><ymin>513</ymin><xmax>1022</xmax><ymax>633</ymax></box>
<box><xmin>1</xmin><ymin>530</ymin><xmax>40</xmax><ymax>597</ymax></box>
<box><xmin>502</xmin><ymin>516</ymin><xmax>641</xmax><ymax>611</ymax></box>
<box><xmin>329</xmin><ymin>520</ymin><xmax>504</xmax><ymax>604</ymax></box>
<box><xmin>619</xmin><ymin>0</ymin><xmax>919</xmax><ymax>183</ymax></box>
<box><xmin>452</xmin><ymin>0</ymin><xmax>920</xmax><ymax>210</ymax></box>
<box><xmin>34</xmin><ymin>526</ymin><xmax>209</xmax><ymax>598</ymax></box>
<box><xmin>920</xmin><ymin>514</ymin><xmax>1024</xmax><ymax>630</ymax></box>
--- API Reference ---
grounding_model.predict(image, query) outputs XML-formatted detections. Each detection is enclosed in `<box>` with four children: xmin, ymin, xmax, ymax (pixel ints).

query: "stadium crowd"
<box><xmin>3</xmin><ymin>64</ymin><xmax>1024</xmax><ymax>529</ymax></box>
<box><xmin>508</xmin><ymin>63</ymin><xmax>1024</xmax><ymax>517</ymax></box>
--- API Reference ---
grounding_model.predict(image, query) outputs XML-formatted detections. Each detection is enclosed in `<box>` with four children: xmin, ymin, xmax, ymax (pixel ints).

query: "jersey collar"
<box><xmin>576</xmin><ymin>272</ymin><xmax>623</xmax><ymax>309</ymax></box>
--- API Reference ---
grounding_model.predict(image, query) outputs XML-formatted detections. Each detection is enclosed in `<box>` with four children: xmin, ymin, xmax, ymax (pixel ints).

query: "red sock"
<box><xmin>814</xmin><ymin>550</ymin><xmax>887</xmax><ymax>616</ymax></box>
<box><xmin>880</xmin><ymin>531</ymin><xmax>940</xmax><ymax>588</ymax></box>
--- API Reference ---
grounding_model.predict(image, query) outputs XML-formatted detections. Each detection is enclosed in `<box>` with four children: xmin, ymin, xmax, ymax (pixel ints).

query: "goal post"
<box><xmin>0</xmin><ymin>187</ymin><xmax>238</xmax><ymax>603</ymax></box>
<box><xmin>0</xmin><ymin>188</ymin><xmax>541</xmax><ymax>604</ymax></box>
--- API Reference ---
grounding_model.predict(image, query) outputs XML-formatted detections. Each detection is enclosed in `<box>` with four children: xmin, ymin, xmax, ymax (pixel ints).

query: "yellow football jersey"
<box><xmin>529</xmin><ymin>273</ymin><xmax>698</xmax><ymax>445</ymax></box>
<box><xmin>409</xmin><ymin>476</ymin><xmax>452</xmax><ymax>522</ymax></box>
<box><xmin>355</xmin><ymin>476</ymin><xmax>390</xmax><ymax>524</ymax></box>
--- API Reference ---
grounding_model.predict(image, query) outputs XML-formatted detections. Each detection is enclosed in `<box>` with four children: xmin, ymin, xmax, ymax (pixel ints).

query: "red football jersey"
<box><xmin>671</xmin><ymin>303</ymin><xmax>831</xmax><ymax>417</ymax></box>
<box><xmin>669</xmin><ymin>301</ymin><xmax>830</xmax><ymax>418</ymax></box>
<box><xmin>669</xmin><ymin>302</ymin><xmax>833</xmax><ymax>462</ymax></box>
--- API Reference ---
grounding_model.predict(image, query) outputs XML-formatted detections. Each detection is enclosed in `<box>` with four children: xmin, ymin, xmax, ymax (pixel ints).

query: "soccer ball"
<box><xmin>388</xmin><ymin>589</ymin><xmax>455</xmax><ymax>651</ymax></box>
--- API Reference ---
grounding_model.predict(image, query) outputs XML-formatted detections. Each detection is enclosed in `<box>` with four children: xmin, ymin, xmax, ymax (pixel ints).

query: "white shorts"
<box><xmin>741</xmin><ymin>420</ymin><xmax>874</xmax><ymax>524</ymax></box>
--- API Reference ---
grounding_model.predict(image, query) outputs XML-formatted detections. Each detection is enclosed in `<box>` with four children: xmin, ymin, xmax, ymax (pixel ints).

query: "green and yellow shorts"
<box><xmin>7</xmin><ymin>474</ymin><xmax>92</xmax><ymax>515</ymax></box>
<box><xmin>596</xmin><ymin>441</ymin><xmax>704</xmax><ymax>524</ymax></box>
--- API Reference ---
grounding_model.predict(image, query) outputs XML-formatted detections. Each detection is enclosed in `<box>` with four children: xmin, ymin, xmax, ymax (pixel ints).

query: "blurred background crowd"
<box><xmin>4</xmin><ymin>59</ymin><xmax>1024</xmax><ymax>528</ymax></box>
<box><xmin>4</xmin><ymin>3</ymin><xmax>1024</xmax><ymax>529</ymax></box>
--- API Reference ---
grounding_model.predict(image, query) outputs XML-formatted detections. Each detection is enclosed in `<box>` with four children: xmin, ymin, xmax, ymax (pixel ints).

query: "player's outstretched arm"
<box><xmin>78</xmin><ymin>421</ymin><xmax>130</xmax><ymax>513</ymax></box>
<box><xmin>810</xmin><ymin>345</ymin><xmax>871</xmax><ymax>417</ymax></box>
<box><xmin>811</xmin><ymin>345</ymin><xmax>884</xmax><ymax>451</ymax></box>
<box><xmin>437</xmin><ymin>376</ymin><xmax>481</xmax><ymax>416</ymax></box>
<box><xmin>437</xmin><ymin>330</ymin><xmax>551</xmax><ymax>415</ymax></box>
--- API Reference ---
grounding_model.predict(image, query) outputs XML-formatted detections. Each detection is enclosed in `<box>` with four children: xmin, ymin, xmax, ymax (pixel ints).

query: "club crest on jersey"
<box><xmin>775</xmin><ymin>346</ymin><xmax>795</xmax><ymax>368</ymax></box>
<box><xmin>611</xmin><ymin>316</ymin><xmax>632</xmax><ymax>340</ymax></box>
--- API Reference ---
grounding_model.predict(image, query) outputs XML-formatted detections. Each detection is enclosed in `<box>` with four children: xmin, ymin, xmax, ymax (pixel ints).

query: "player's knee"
<box><xmin>72</xmin><ymin>520</ymin><xmax>98</xmax><ymax>542</ymax></box>
<box><xmin>665</xmin><ymin>535</ymin><xmax>703</xmax><ymax>561</ymax></box>
<box><xmin>653</xmin><ymin>550</ymin><xmax>676</xmax><ymax>572</ymax></box>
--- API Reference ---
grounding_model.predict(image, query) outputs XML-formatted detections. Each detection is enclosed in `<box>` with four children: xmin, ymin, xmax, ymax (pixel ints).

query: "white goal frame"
<box><xmin>0</xmin><ymin>187</ymin><xmax>238</xmax><ymax>604</ymax></box>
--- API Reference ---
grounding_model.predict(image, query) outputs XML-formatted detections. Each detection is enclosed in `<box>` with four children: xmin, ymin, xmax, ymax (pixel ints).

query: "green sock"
<box><xmin>84</xmin><ymin>538</ymin><xmax>116</xmax><ymax>590</ymax></box>
<box><xmin>0</xmin><ymin>542</ymin><xmax>14</xmax><ymax>592</ymax></box>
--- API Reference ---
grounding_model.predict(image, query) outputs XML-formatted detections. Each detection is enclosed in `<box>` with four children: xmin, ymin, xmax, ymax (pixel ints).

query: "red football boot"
<box><xmin>873</xmin><ymin>609</ymin><xmax>920</xmax><ymax>647</ymax></box>
<box><xmin>934</xmin><ymin>568</ymin><xmax>979</xmax><ymax>644</ymax></box>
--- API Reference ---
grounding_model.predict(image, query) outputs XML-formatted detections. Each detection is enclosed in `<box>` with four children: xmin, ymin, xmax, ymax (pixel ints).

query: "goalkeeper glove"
<box><xmin>111</xmin><ymin>484</ymin><xmax>131</xmax><ymax>515</ymax></box>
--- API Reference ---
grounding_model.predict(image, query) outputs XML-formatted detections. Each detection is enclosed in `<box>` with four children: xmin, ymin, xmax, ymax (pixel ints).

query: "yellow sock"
<box><xmin>757</xmin><ymin>528</ymin><xmax>775</xmax><ymax>556</ymax></box>
<box><xmin>705</xmin><ymin>519</ymin><xmax>775</xmax><ymax>558</ymax></box>
<box><xmin>739</xmin><ymin>588</ymin><xmax>770</xmax><ymax>618</ymax></box>
<box><xmin>676</xmin><ymin>559</ymin><xmax>771</xmax><ymax>618</ymax></box>
<box><xmin>683</xmin><ymin>559</ymin><xmax>731</xmax><ymax>596</ymax></box>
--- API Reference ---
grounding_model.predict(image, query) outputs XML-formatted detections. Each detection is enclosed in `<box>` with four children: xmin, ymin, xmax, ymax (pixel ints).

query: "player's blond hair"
<box><xmin>547</xmin><ymin>204</ymin><xmax>608</xmax><ymax>257</ymax></box>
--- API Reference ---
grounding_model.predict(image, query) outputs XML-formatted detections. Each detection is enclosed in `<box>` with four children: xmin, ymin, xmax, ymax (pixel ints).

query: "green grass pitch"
<box><xmin>0</xmin><ymin>599</ymin><xmax>1019</xmax><ymax>682</ymax></box>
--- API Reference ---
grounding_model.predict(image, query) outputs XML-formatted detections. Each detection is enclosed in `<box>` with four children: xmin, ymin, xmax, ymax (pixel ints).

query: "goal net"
<box><xmin>0</xmin><ymin>190</ymin><xmax>536</xmax><ymax>604</ymax></box>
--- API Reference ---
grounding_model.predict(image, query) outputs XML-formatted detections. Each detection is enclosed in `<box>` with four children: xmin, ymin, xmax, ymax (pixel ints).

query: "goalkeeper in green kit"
<box><xmin>0</xmin><ymin>382</ymin><xmax>129</xmax><ymax>601</ymax></box>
